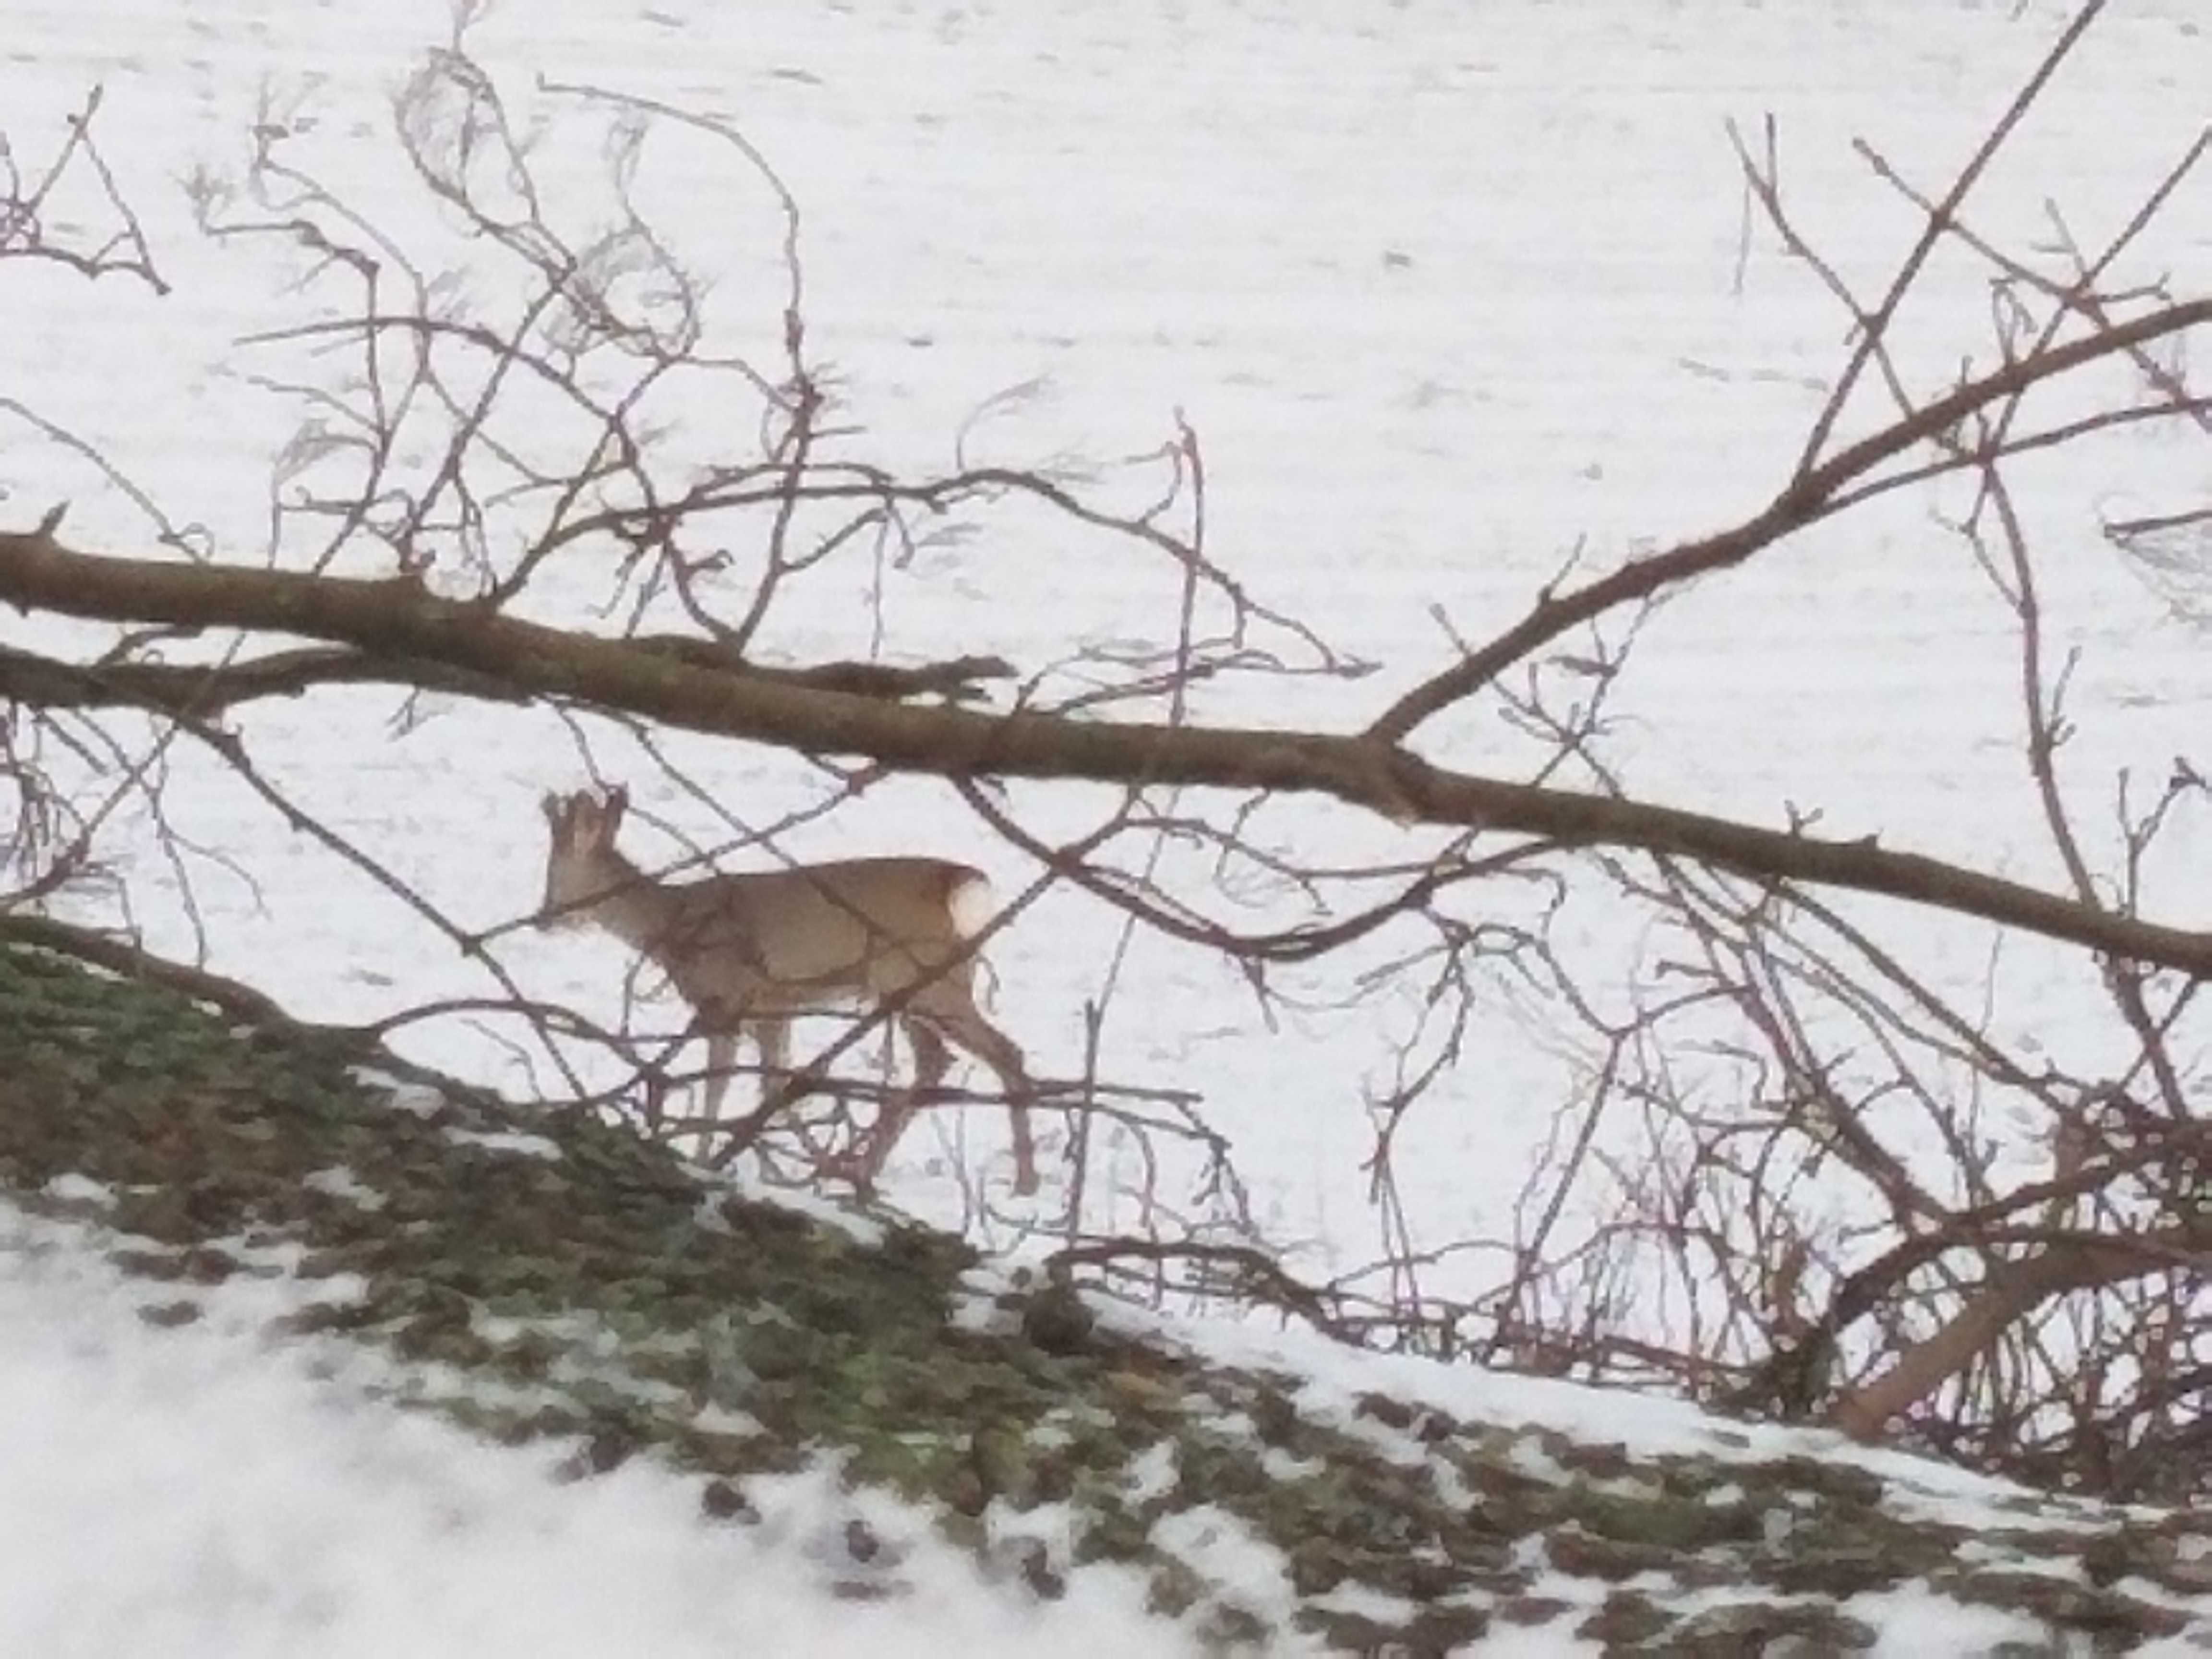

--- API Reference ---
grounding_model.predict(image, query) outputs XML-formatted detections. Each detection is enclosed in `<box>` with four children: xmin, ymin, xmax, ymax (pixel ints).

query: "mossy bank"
<box><xmin>2</xmin><ymin>937</ymin><xmax>2207</xmax><ymax>1655</ymax></box>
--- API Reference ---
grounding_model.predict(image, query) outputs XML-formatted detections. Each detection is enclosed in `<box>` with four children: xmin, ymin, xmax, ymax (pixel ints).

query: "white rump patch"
<box><xmin>947</xmin><ymin>870</ymin><xmax>996</xmax><ymax>938</ymax></box>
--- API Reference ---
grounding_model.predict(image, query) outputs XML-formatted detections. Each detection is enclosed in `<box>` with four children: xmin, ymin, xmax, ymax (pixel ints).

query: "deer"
<box><xmin>536</xmin><ymin>785</ymin><xmax>1039</xmax><ymax>1192</ymax></box>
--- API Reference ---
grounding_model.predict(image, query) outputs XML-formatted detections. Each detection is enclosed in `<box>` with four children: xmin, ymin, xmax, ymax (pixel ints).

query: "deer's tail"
<box><xmin>947</xmin><ymin>868</ymin><xmax>996</xmax><ymax>940</ymax></box>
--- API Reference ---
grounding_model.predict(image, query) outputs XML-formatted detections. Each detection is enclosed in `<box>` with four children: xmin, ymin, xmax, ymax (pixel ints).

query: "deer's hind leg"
<box><xmin>905</xmin><ymin>978</ymin><xmax>1039</xmax><ymax>1195</ymax></box>
<box><xmin>749</xmin><ymin>1015</ymin><xmax>792</xmax><ymax>1101</ymax></box>
<box><xmin>701</xmin><ymin>1030</ymin><xmax>739</xmax><ymax>1121</ymax></box>
<box><xmin>833</xmin><ymin>1016</ymin><xmax>931</xmax><ymax>1190</ymax></box>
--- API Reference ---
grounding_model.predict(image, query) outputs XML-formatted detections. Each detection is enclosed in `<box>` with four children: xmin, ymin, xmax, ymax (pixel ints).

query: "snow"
<box><xmin>0</xmin><ymin>1175</ymin><xmax>2196</xmax><ymax>1654</ymax></box>
<box><xmin>0</xmin><ymin>1199</ymin><xmax>1163</xmax><ymax>1659</ymax></box>
<box><xmin>442</xmin><ymin>1126</ymin><xmax>565</xmax><ymax>1162</ymax></box>
<box><xmin>302</xmin><ymin>1165</ymin><xmax>387</xmax><ymax>1209</ymax></box>
<box><xmin>1100</xmin><ymin>1285</ymin><xmax>2155</xmax><ymax>1530</ymax></box>
<box><xmin>3</xmin><ymin>0</ymin><xmax>2210</xmax><ymax>1651</ymax></box>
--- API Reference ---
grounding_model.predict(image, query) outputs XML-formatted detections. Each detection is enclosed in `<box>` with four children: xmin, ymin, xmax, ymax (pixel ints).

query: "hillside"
<box><xmin>3</xmin><ymin>931</ymin><xmax>2208</xmax><ymax>1654</ymax></box>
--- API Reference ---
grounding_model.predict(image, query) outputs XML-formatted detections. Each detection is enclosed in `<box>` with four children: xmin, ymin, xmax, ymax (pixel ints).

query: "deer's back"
<box><xmin>654</xmin><ymin>856</ymin><xmax>985</xmax><ymax>1010</ymax></box>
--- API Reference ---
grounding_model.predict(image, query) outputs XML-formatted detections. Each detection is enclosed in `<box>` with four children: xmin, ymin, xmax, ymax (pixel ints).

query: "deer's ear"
<box><xmin>604</xmin><ymin>784</ymin><xmax>629</xmax><ymax>819</ymax></box>
<box><xmin>540</xmin><ymin>793</ymin><xmax>562</xmax><ymax>826</ymax></box>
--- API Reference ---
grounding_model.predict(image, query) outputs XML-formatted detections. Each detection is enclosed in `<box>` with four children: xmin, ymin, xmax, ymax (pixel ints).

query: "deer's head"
<box><xmin>537</xmin><ymin>785</ymin><xmax>630</xmax><ymax>927</ymax></box>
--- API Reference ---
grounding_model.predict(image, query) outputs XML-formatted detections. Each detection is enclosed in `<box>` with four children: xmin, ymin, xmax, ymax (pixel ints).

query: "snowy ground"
<box><xmin>9</xmin><ymin>1172</ymin><xmax>2205</xmax><ymax>1659</ymax></box>
<box><xmin>4</xmin><ymin>0</ymin><xmax>2211</xmax><ymax>1650</ymax></box>
<box><xmin>0</xmin><ymin>1196</ymin><xmax>1170</xmax><ymax>1659</ymax></box>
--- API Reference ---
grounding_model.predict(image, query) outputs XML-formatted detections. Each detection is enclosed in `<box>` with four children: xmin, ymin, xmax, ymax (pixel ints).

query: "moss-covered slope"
<box><xmin>3</xmin><ymin>938</ymin><xmax>2207</xmax><ymax>1655</ymax></box>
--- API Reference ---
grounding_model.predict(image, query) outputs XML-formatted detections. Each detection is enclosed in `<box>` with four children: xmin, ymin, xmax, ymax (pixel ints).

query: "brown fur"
<box><xmin>538</xmin><ymin>785</ymin><xmax>1036</xmax><ymax>1191</ymax></box>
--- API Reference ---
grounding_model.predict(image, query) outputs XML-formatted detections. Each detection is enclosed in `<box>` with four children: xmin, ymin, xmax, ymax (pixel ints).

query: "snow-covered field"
<box><xmin>4</xmin><ymin>0</ymin><xmax>2210</xmax><ymax>1649</ymax></box>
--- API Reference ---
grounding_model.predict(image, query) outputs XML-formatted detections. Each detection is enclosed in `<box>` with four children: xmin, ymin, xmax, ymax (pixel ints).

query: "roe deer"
<box><xmin>536</xmin><ymin>785</ymin><xmax>1038</xmax><ymax>1192</ymax></box>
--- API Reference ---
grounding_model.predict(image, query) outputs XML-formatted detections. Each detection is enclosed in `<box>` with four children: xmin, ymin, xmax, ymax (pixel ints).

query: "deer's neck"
<box><xmin>581</xmin><ymin>852</ymin><xmax>689</xmax><ymax>961</ymax></box>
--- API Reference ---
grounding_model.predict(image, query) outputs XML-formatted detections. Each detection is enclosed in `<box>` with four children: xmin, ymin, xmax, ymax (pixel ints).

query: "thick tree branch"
<box><xmin>1829</xmin><ymin>1229</ymin><xmax>2201</xmax><ymax>1440</ymax></box>
<box><xmin>8</xmin><ymin>525</ymin><xmax>2212</xmax><ymax>975</ymax></box>
<box><xmin>0</xmin><ymin>638</ymin><xmax>1009</xmax><ymax>717</ymax></box>
<box><xmin>0</xmin><ymin>640</ymin><xmax>526</xmax><ymax>715</ymax></box>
